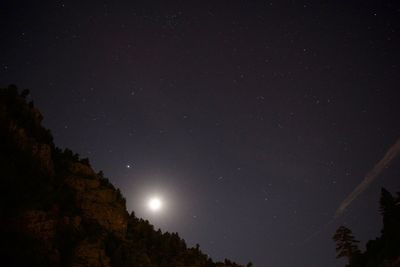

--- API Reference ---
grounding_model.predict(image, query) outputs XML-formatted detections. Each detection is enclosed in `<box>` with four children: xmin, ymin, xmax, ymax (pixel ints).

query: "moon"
<box><xmin>148</xmin><ymin>197</ymin><xmax>162</xmax><ymax>212</ymax></box>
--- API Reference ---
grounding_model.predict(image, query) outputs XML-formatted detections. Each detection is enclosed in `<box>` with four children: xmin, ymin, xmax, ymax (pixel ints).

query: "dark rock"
<box><xmin>0</xmin><ymin>86</ymin><xmax>245</xmax><ymax>267</ymax></box>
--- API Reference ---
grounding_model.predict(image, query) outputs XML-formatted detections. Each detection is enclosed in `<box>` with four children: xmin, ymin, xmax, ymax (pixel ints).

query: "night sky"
<box><xmin>1</xmin><ymin>1</ymin><xmax>400</xmax><ymax>266</ymax></box>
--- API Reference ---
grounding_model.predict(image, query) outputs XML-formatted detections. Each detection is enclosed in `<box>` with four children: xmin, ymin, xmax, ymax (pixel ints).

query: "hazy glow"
<box><xmin>148</xmin><ymin>197</ymin><xmax>162</xmax><ymax>211</ymax></box>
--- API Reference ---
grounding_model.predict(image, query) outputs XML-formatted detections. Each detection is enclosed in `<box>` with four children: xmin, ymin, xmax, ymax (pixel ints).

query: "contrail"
<box><xmin>335</xmin><ymin>137</ymin><xmax>400</xmax><ymax>218</ymax></box>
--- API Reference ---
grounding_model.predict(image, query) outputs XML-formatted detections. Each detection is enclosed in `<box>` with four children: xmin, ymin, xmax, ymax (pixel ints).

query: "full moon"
<box><xmin>148</xmin><ymin>197</ymin><xmax>162</xmax><ymax>212</ymax></box>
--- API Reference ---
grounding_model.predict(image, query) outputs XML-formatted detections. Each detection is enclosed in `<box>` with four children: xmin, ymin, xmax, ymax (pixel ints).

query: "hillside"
<box><xmin>0</xmin><ymin>85</ymin><xmax>248</xmax><ymax>267</ymax></box>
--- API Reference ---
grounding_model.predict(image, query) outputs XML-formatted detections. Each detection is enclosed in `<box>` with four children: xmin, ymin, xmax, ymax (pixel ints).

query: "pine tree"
<box><xmin>380</xmin><ymin>188</ymin><xmax>396</xmax><ymax>236</ymax></box>
<box><xmin>379</xmin><ymin>188</ymin><xmax>400</xmax><ymax>258</ymax></box>
<box><xmin>333</xmin><ymin>226</ymin><xmax>360</xmax><ymax>264</ymax></box>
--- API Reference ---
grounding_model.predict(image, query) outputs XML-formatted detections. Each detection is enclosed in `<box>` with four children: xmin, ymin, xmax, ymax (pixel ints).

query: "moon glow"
<box><xmin>148</xmin><ymin>197</ymin><xmax>162</xmax><ymax>212</ymax></box>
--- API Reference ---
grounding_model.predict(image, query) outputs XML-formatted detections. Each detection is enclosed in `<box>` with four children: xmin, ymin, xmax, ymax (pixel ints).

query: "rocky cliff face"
<box><xmin>0</xmin><ymin>87</ymin><xmax>129</xmax><ymax>267</ymax></box>
<box><xmin>0</xmin><ymin>86</ymin><xmax>246</xmax><ymax>267</ymax></box>
<box><xmin>64</xmin><ymin>162</ymin><xmax>129</xmax><ymax>235</ymax></box>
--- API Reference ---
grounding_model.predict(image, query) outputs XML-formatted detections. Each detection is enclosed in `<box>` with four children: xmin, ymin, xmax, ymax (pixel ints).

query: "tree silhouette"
<box><xmin>380</xmin><ymin>188</ymin><xmax>397</xmax><ymax>235</ymax></box>
<box><xmin>20</xmin><ymin>89</ymin><xmax>30</xmax><ymax>99</ymax></box>
<box><xmin>333</xmin><ymin>226</ymin><xmax>360</xmax><ymax>264</ymax></box>
<box><xmin>378</xmin><ymin>188</ymin><xmax>400</xmax><ymax>259</ymax></box>
<box><xmin>333</xmin><ymin>188</ymin><xmax>400</xmax><ymax>267</ymax></box>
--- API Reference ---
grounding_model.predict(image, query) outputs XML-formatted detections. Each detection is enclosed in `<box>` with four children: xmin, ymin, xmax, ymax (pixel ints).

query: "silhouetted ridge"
<box><xmin>0</xmin><ymin>85</ymin><xmax>249</xmax><ymax>267</ymax></box>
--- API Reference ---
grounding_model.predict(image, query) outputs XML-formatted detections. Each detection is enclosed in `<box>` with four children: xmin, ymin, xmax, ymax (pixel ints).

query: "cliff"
<box><xmin>0</xmin><ymin>85</ymin><xmax>247</xmax><ymax>267</ymax></box>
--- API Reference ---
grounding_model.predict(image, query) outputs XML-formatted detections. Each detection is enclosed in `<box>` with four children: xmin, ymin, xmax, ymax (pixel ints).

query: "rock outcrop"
<box><xmin>64</xmin><ymin>168</ymin><xmax>129</xmax><ymax>235</ymax></box>
<box><xmin>0</xmin><ymin>86</ymin><xmax>246</xmax><ymax>267</ymax></box>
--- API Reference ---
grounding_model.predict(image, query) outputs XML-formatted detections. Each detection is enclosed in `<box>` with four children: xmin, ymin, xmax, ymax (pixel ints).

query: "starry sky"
<box><xmin>1</xmin><ymin>1</ymin><xmax>400</xmax><ymax>266</ymax></box>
